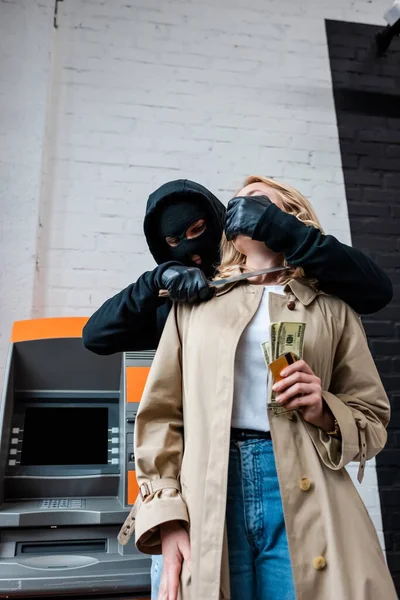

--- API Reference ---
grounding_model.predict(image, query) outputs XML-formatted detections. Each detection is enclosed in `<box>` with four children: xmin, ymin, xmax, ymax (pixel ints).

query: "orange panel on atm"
<box><xmin>126</xmin><ymin>366</ymin><xmax>150</xmax><ymax>506</ymax></box>
<box><xmin>11</xmin><ymin>317</ymin><xmax>89</xmax><ymax>342</ymax></box>
<box><xmin>126</xmin><ymin>366</ymin><xmax>150</xmax><ymax>403</ymax></box>
<box><xmin>127</xmin><ymin>470</ymin><xmax>139</xmax><ymax>506</ymax></box>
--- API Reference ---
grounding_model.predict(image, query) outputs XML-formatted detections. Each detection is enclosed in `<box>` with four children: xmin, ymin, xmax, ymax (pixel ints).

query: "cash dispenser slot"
<box><xmin>16</xmin><ymin>539</ymin><xmax>107</xmax><ymax>555</ymax></box>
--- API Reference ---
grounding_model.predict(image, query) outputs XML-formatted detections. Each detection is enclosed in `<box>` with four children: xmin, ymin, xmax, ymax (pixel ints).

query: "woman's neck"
<box><xmin>242</xmin><ymin>246</ymin><xmax>285</xmax><ymax>286</ymax></box>
<box><xmin>244</xmin><ymin>246</ymin><xmax>283</xmax><ymax>272</ymax></box>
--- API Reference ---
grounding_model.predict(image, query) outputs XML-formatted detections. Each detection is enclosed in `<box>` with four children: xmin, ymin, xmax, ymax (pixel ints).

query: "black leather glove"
<box><xmin>159</xmin><ymin>265</ymin><xmax>215</xmax><ymax>304</ymax></box>
<box><xmin>225</xmin><ymin>195</ymin><xmax>272</xmax><ymax>241</ymax></box>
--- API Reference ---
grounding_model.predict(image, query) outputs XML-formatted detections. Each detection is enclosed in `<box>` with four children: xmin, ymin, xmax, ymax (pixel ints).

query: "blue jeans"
<box><xmin>151</xmin><ymin>554</ymin><xmax>162</xmax><ymax>600</ymax></box>
<box><xmin>227</xmin><ymin>438</ymin><xmax>295</xmax><ymax>600</ymax></box>
<box><xmin>150</xmin><ymin>439</ymin><xmax>295</xmax><ymax>600</ymax></box>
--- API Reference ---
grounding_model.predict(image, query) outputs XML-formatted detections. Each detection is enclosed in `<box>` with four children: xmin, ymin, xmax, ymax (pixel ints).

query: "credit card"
<box><xmin>268</xmin><ymin>352</ymin><xmax>297</xmax><ymax>383</ymax></box>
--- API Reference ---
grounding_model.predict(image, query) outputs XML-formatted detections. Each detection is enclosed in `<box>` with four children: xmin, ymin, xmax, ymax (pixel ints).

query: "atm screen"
<box><xmin>20</xmin><ymin>407</ymin><xmax>109</xmax><ymax>466</ymax></box>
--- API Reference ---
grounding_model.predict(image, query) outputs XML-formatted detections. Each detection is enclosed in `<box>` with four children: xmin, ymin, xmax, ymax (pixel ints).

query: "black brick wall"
<box><xmin>326</xmin><ymin>19</ymin><xmax>400</xmax><ymax>591</ymax></box>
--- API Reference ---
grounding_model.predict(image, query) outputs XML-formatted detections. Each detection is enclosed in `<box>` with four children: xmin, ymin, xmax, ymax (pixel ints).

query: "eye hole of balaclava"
<box><xmin>157</xmin><ymin>200</ymin><xmax>220</xmax><ymax>276</ymax></box>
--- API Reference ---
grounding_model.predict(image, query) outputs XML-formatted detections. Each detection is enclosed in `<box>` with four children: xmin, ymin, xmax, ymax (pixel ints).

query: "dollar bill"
<box><xmin>263</xmin><ymin>321</ymin><xmax>306</xmax><ymax>416</ymax></box>
<box><xmin>276</xmin><ymin>322</ymin><xmax>306</xmax><ymax>361</ymax></box>
<box><xmin>260</xmin><ymin>341</ymin><xmax>271</xmax><ymax>366</ymax></box>
<box><xmin>270</xmin><ymin>322</ymin><xmax>279</xmax><ymax>360</ymax></box>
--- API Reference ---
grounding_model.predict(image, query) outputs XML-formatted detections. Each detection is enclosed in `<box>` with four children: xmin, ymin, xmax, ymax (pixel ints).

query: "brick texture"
<box><xmin>34</xmin><ymin>0</ymin><xmax>364</xmax><ymax>323</ymax></box>
<box><xmin>0</xmin><ymin>0</ymin><xmax>54</xmax><ymax>384</ymax></box>
<box><xmin>326</xmin><ymin>19</ymin><xmax>400</xmax><ymax>591</ymax></box>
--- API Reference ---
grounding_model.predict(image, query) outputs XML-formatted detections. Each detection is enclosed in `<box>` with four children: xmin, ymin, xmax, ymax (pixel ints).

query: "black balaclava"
<box><xmin>157</xmin><ymin>199</ymin><xmax>221</xmax><ymax>277</ymax></box>
<box><xmin>144</xmin><ymin>179</ymin><xmax>226</xmax><ymax>277</ymax></box>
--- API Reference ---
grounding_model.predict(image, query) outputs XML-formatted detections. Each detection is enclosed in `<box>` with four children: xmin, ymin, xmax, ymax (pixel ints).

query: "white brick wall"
<box><xmin>0</xmin><ymin>0</ymin><xmax>54</xmax><ymax>382</ymax></box>
<box><xmin>34</xmin><ymin>0</ymin><xmax>390</xmax><ymax>321</ymax></box>
<box><xmin>0</xmin><ymin>0</ymin><xmax>390</xmax><ymax>548</ymax></box>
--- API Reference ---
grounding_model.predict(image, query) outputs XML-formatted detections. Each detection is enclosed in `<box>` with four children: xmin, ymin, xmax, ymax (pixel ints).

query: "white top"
<box><xmin>231</xmin><ymin>285</ymin><xmax>285</xmax><ymax>432</ymax></box>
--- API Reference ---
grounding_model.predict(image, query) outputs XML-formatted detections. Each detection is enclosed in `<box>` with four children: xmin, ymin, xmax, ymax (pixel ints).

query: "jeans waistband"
<box><xmin>230</xmin><ymin>428</ymin><xmax>272</xmax><ymax>442</ymax></box>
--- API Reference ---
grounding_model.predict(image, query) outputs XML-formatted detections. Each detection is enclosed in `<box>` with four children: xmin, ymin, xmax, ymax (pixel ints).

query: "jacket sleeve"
<box><xmin>82</xmin><ymin>265</ymin><xmax>175</xmax><ymax>354</ymax></box>
<box><xmin>123</xmin><ymin>303</ymin><xmax>188</xmax><ymax>554</ymax></box>
<box><xmin>303</xmin><ymin>300</ymin><xmax>390</xmax><ymax>483</ymax></box>
<box><xmin>254</xmin><ymin>204</ymin><xmax>393</xmax><ymax>314</ymax></box>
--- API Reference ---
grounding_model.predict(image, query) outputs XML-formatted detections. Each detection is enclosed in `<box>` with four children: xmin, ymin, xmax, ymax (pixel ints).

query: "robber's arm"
<box><xmin>83</xmin><ymin>262</ymin><xmax>213</xmax><ymax>355</ymax></box>
<box><xmin>82</xmin><ymin>268</ymin><xmax>170</xmax><ymax>354</ymax></box>
<box><xmin>225</xmin><ymin>196</ymin><xmax>393</xmax><ymax>314</ymax></box>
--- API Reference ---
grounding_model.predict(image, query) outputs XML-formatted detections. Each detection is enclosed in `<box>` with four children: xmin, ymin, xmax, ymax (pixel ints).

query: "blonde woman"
<box><xmin>119</xmin><ymin>177</ymin><xmax>396</xmax><ymax>600</ymax></box>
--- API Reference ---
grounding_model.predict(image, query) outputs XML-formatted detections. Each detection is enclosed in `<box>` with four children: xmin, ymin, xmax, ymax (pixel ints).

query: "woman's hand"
<box><xmin>272</xmin><ymin>359</ymin><xmax>335</xmax><ymax>431</ymax></box>
<box><xmin>159</xmin><ymin>520</ymin><xmax>191</xmax><ymax>600</ymax></box>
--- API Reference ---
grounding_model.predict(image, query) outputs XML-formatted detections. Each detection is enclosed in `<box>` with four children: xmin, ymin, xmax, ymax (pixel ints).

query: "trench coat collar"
<box><xmin>215</xmin><ymin>278</ymin><xmax>320</xmax><ymax>306</ymax></box>
<box><xmin>285</xmin><ymin>279</ymin><xmax>319</xmax><ymax>306</ymax></box>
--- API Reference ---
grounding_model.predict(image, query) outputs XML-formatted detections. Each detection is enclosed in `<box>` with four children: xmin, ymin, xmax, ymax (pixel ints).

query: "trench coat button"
<box><xmin>313</xmin><ymin>556</ymin><xmax>327</xmax><ymax>571</ymax></box>
<box><xmin>287</xmin><ymin>300</ymin><xmax>296</xmax><ymax>311</ymax></box>
<box><xmin>299</xmin><ymin>477</ymin><xmax>312</xmax><ymax>491</ymax></box>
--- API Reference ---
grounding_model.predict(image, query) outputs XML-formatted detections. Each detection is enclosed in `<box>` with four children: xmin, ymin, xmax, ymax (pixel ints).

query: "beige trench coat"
<box><xmin>119</xmin><ymin>280</ymin><xmax>397</xmax><ymax>600</ymax></box>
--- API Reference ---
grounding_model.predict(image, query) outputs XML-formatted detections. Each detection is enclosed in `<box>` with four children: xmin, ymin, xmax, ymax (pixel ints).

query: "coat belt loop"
<box><xmin>140</xmin><ymin>482</ymin><xmax>151</xmax><ymax>500</ymax></box>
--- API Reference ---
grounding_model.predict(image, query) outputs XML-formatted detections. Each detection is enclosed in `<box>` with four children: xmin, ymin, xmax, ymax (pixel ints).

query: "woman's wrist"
<box><xmin>160</xmin><ymin>520</ymin><xmax>185</xmax><ymax>536</ymax></box>
<box><xmin>321</xmin><ymin>406</ymin><xmax>336</xmax><ymax>432</ymax></box>
<box><xmin>308</xmin><ymin>402</ymin><xmax>335</xmax><ymax>432</ymax></box>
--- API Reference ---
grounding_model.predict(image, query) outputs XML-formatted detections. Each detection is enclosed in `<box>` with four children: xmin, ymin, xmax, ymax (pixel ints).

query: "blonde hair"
<box><xmin>216</xmin><ymin>175</ymin><xmax>324</xmax><ymax>286</ymax></box>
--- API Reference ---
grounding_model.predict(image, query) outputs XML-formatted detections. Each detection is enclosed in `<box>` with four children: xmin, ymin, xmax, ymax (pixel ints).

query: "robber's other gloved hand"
<box><xmin>158</xmin><ymin>264</ymin><xmax>215</xmax><ymax>304</ymax></box>
<box><xmin>225</xmin><ymin>195</ymin><xmax>272</xmax><ymax>241</ymax></box>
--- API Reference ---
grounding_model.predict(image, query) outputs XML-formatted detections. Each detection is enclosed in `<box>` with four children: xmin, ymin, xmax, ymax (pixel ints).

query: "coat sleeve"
<box><xmin>254</xmin><ymin>204</ymin><xmax>393</xmax><ymax>314</ymax></box>
<box><xmin>119</xmin><ymin>303</ymin><xmax>188</xmax><ymax>554</ymax></box>
<box><xmin>303</xmin><ymin>300</ymin><xmax>390</xmax><ymax>483</ymax></box>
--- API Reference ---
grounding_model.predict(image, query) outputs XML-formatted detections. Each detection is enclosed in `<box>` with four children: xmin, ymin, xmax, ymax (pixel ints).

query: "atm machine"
<box><xmin>0</xmin><ymin>317</ymin><xmax>154</xmax><ymax>598</ymax></box>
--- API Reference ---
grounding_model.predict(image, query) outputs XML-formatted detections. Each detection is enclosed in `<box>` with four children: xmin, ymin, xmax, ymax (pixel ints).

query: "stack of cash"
<box><xmin>261</xmin><ymin>322</ymin><xmax>306</xmax><ymax>415</ymax></box>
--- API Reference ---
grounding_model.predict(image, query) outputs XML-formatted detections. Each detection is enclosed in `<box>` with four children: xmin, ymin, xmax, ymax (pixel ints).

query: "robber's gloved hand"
<box><xmin>158</xmin><ymin>264</ymin><xmax>215</xmax><ymax>304</ymax></box>
<box><xmin>225</xmin><ymin>195</ymin><xmax>272</xmax><ymax>241</ymax></box>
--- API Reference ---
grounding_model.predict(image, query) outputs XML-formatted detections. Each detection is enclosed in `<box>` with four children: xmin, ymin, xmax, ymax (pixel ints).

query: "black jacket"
<box><xmin>83</xmin><ymin>188</ymin><xmax>393</xmax><ymax>355</ymax></box>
